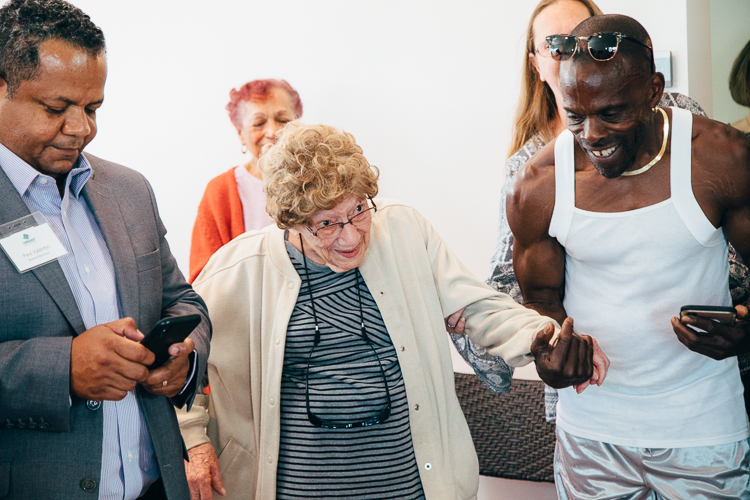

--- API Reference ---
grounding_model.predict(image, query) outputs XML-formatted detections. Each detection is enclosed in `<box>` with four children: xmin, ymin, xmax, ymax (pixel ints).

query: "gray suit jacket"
<box><xmin>0</xmin><ymin>153</ymin><xmax>211</xmax><ymax>499</ymax></box>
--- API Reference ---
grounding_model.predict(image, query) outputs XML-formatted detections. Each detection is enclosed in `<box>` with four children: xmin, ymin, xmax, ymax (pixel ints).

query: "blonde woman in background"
<box><xmin>449</xmin><ymin>0</ymin><xmax>740</xmax><ymax>422</ymax></box>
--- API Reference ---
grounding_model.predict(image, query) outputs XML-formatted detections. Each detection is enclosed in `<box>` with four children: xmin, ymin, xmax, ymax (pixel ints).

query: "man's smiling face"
<box><xmin>560</xmin><ymin>56</ymin><xmax>654</xmax><ymax>179</ymax></box>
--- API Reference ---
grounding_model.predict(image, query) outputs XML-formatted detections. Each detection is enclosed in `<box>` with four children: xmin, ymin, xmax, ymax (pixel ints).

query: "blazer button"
<box><xmin>87</xmin><ymin>400</ymin><xmax>102</xmax><ymax>411</ymax></box>
<box><xmin>80</xmin><ymin>478</ymin><xmax>97</xmax><ymax>492</ymax></box>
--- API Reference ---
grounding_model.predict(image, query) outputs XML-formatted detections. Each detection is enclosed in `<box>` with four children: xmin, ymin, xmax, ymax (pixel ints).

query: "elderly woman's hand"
<box><xmin>445</xmin><ymin>308</ymin><xmax>467</xmax><ymax>334</ymax></box>
<box><xmin>185</xmin><ymin>442</ymin><xmax>226</xmax><ymax>500</ymax></box>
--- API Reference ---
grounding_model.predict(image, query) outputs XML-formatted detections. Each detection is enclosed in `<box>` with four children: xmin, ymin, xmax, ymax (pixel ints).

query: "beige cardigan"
<box><xmin>178</xmin><ymin>199</ymin><xmax>558</xmax><ymax>500</ymax></box>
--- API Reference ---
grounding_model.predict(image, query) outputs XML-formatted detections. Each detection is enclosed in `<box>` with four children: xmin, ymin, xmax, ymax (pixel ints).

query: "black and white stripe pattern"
<box><xmin>276</xmin><ymin>240</ymin><xmax>425</xmax><ymax>500</ymax></box>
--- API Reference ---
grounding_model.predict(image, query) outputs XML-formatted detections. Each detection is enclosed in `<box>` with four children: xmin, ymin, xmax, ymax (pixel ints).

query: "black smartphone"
<box><xmin>141</xmin><ymin>314</ymin><xmax>201</xmax><ymax>368</ymax></box>
<box><xmin>679</xmin><ymin>305</ymin><xmax>736</xmax><ymax>325</ymax></box>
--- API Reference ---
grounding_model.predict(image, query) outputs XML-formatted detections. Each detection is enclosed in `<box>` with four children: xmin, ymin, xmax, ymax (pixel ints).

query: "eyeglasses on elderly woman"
<box><xmin>536</xmin><ymin>32</ymin><xmax>652</xmax><ymax>63</ymax></box>
<box><xmin>305</xmin><ymin>195</ymin><xmax>378</xmax><ymax>240</ymax></box>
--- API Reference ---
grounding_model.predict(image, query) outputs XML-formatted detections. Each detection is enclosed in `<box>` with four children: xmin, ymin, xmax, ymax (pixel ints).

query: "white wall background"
<box><xmin>65</xmin><ymin>1</ymin><xmax>717</xmax><ymax>498</ymax></box>
<box><xmin>74</xmin><ymin>0</ymin><xmax>528</xmax><ymax>280</ymax></box>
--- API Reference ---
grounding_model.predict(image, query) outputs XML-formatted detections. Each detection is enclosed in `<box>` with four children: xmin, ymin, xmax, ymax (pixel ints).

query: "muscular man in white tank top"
<box><xmin>509</xmin><ymin>14</ymin><xmax>750</xmax><ymax>500</ymax></box>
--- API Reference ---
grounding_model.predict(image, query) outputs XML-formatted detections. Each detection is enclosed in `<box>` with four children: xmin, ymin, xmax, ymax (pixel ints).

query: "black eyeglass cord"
<box><xmin>298</xmin><ymin>233</ymin><xmax>391</xmax><ymax>428</ymax></box>
<box><xmin>299</xmin><ymin>233</ymin><xmax>369</xmax><ymax>345</ymax></box>
<box><xmin>299</xmin><ymin>234</ymin><xmax>322</xmax><ymax>345</ymax></box>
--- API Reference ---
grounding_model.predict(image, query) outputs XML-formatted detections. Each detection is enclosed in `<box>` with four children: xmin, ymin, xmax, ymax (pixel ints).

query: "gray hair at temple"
<box><xmin>0</xmin><ymin>0</ymin><xmax>105</xmax><ymax>98</ymax></box>
<box><xmin>568</xmin><ymin>14</ymin><xmax>654</xmax><ymax>75</ymax></box>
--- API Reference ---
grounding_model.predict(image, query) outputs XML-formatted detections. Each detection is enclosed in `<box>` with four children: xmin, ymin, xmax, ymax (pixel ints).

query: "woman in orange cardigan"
<box><xmin>189</xmin><ymin>79</ymin><xmax>303</xmax><ymax>282</ymax></box>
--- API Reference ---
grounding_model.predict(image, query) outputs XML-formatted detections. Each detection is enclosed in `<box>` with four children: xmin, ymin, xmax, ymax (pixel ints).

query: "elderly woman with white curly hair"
<box><xmin>177</xmin><ymin>122</ymin><xmax>606</xmax><ymax>500</ymax></box>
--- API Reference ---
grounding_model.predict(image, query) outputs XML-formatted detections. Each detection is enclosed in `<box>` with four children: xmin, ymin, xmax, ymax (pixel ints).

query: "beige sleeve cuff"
<box><xmin>176</xmin><ymin>393</ymin><xmax>212</xmax><ymax>451</ymax></box>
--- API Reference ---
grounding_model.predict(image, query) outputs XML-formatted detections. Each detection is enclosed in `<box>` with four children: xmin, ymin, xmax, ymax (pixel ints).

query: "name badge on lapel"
<box><xmin>0</xmin><ymin>212</ymin><xmax>68</xmax><ymax>272</ymax></box>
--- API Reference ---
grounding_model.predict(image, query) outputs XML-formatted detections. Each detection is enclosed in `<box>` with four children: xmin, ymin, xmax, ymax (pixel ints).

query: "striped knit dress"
<box><xmin>275</xmin><ymin>239</ymin><xmax>425</xmax><ymax>499</ymax></box>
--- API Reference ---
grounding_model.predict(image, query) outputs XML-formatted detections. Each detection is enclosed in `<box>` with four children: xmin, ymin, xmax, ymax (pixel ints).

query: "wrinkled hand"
<box><xmin>532</xmin><ymin>318</ymin><xmax>600</xmax><ymax>391</ymax></box>
<box><xmin>671</xmin><ymin>305</ymin><xmax>750</xmax><ymax>360</ymax></box>
<box><xmin>445</xmin><ymin>307</ymin><xmax>467</xmax><ymax>334</ymax></box>
<box><xmin>185</xmin><ymin>443</ymin><xmax>226</xmax><ymax>500</ymax></box>
<box><xmin>142</xmin><ymin>337</ymin><xmax>195</xmax><ymax>397</ymax></box>
<box><xmin>571</xmin><ymin>337</ymin><xmax>609</xmax><ymax>393</ymax></box>
<box><xmin>70</xmin><ymin>318</ymin><xmax>155</xmax><ymax>401</ymax></box>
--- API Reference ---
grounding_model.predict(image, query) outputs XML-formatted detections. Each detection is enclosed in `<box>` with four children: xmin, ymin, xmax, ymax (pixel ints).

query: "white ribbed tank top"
<box><xmin>550</xmin><ymin>107</ymin><xmax>748</xmax><ymax>448</ymax></box>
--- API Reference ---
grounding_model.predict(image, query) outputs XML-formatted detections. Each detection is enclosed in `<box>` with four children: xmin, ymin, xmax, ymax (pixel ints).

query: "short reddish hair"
<box><xmin>226</xmin><ymin>79</ymin><xmax>303</xmax><ymax>130</ymax></box>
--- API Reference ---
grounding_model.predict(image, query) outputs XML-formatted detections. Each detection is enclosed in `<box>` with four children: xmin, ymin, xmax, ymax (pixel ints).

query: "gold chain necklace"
<box><xmin>621</xmin><ymin>107</ymin><xmax>670</xmax><ymax>177</ymax></box>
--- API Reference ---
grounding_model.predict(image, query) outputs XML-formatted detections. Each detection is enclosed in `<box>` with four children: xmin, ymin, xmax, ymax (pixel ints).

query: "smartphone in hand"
<box><xmin>141</xmin><ymin>314</ymin><xmax>201</xmax><ymax>368</ymax></box>
<box><xmin>680</xmin><ymin>305</ymin><xmax>736</xmax><ymax>326</ymax></box>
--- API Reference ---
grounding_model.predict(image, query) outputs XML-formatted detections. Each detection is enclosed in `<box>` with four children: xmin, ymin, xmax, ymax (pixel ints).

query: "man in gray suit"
<box><xmin>0</xmin><ymin>0</ymin><xmax>210</xmax><ymax>498</ymax></box>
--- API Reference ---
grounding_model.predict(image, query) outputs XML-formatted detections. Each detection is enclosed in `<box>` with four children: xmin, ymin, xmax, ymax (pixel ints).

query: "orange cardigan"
<box><xmin>189</xmin><ymin>168</ymin><xmax>245</xmax><ymax>283</ymax></box>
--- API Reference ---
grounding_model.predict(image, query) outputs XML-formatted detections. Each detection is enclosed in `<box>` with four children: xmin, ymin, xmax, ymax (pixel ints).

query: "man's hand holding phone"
<box><xmin>142</xmin><ymin>336</ymin><xmax>195</xmax><ymax>397</ymax></box>
<box><xmin>672</xmin><ymin>304</ymin><xmax>750</xmax><ymax>360</ymax></box>
<box><xmin>71</xmin><ymin>315</ymin><xmax>200</xmax><ymax>401</ymax></box>
<box><xmin>140</xmin><ymin>314</ymin><xmax>201</xmax><ymax>397</ymax></box>
<box><xmin>70</xmin><ymin>317</ymin><xmax>155</xmax><ymax>402</ymax></box>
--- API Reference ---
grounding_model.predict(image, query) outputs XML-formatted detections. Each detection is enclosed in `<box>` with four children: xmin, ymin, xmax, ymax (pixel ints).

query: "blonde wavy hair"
<box><xmin>260</xmin><ymin>122</ymin><xmax>380</xmax><ymax>228</ymax></box>
<box><xmin>508</xmin><ymin>0</ymin><xmax>603</xmax><ymax>158</ymax></box>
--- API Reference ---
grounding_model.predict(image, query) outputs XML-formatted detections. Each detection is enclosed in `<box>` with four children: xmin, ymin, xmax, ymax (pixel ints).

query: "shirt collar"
<box><xmin>0</xmin><ymin>142</ymin><xmax>92</xmax><ymax>199</ymax></box>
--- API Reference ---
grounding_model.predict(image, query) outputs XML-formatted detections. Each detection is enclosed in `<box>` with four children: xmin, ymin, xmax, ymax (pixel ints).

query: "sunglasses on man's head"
<box><xmin>540</xmin><ymin>32</ymin><xmax>652</xmax><ymax>63</ymax></box>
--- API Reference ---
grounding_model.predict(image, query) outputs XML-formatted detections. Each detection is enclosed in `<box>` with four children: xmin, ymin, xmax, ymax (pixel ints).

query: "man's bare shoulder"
<box><xmin>507</xmin><ymin>139</ymin><xmax>557</xmax><ymax>239</ymax></box>
<box><xmin>693</xmin><ymin>115</ymin><xmax>750</xmax><ymax>168</ymax></box>
<box><xmin>509</xmin><ymin>138</ymin><xmax>556</xmax><ymax>207</ymax></box>
<box><xmin>692</xmin><ymin>115</ymin><xmax>750</xmax><ymax>201</ymax></box>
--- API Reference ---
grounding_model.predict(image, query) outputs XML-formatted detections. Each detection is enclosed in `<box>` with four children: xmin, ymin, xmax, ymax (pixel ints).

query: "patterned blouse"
<box><xmin>450</xmin><ymin>93</ymin><xmax>750</xmax><ymax>421</ymax></box>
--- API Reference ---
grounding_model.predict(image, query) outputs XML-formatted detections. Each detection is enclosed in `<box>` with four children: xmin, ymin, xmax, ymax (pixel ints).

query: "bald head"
<box><xmin>566</xmin><ymin>14</ymin><xmax>654</xmax><ymax>76</ymax></box>
<box><xmin>559</xmin><ymin>14</ymin><xmax>656</xmax><ymax>113</ymax></box>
